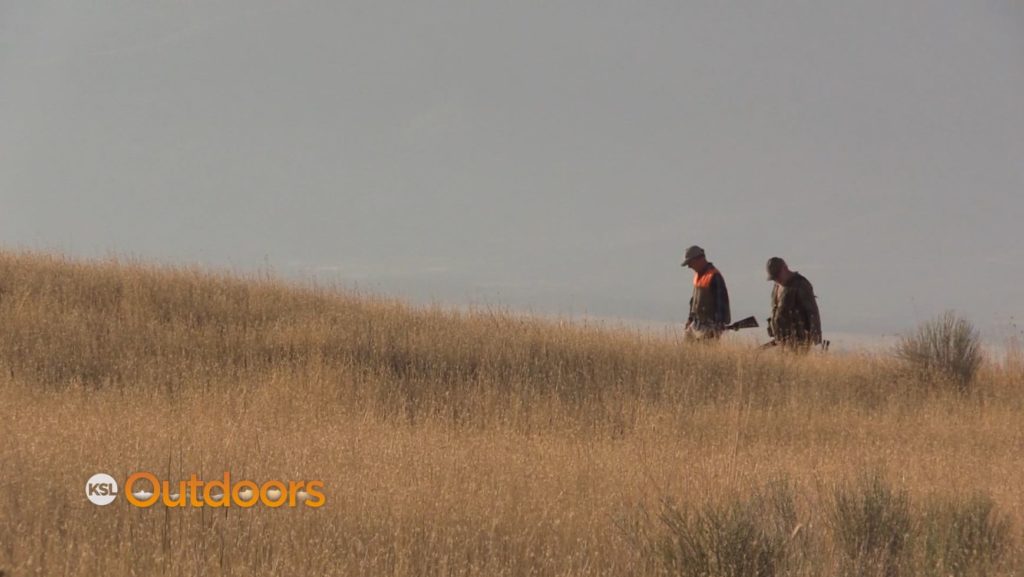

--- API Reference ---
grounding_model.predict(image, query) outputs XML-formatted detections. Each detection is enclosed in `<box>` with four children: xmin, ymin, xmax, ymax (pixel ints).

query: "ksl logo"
<box><xmin>84</xmin><ymin>471</ymin><xmax>326</xmax><ymax>508</ymax></box>
<box><xmin>86</xmin><ymin>473</ymin><xmax>119</xmax><ymax>506</ymax></box>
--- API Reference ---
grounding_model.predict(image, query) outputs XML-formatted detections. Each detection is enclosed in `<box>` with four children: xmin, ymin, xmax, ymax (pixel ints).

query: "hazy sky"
<box><xmin>2</xmin><ymin>1</ymin><xmax>1022</xmax><ymax>340</ymax></box>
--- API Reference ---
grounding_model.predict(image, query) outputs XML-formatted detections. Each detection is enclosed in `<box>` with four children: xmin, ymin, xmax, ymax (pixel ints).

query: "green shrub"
<box><xmin>831</xmin><ymin>473</ymin><xmax>912</xmax><ymax>577</ymax></box>
<box><xmin>623</xmin><ymin>479</ymin><xmax>1015</xmax><ymax>577</ymax></box>
<box><xmin>645</xmin><ymin>482</ymin><xmax>799</xmax><ymax>577</ymax></box>
<box><xmin>921</xmin><ymin>493</ymin><xmax>1010</xmax><ymax>576</ymax></box>
<box><xmin>896</xmin><ymin>312</ymin><xmax>983</xmax><ymax>393</ymax></box>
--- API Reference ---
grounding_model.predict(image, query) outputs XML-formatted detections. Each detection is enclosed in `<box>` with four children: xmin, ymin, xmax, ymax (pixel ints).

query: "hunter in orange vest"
<box><xmin>681</xmin><ymin>245</ymin><xmax>731</xmax><ymax>340</ymax></box>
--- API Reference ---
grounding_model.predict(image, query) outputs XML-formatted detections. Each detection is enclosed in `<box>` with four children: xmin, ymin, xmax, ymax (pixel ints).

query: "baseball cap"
<box><xmin>681</xmin><ymin>245</ymin><xmax>705</xmax><ymax>266</ymax></box>
<box><xmin>766</xmin><ymin>257</ymin><xmax>786</xmax><ymax>280</ymax></box>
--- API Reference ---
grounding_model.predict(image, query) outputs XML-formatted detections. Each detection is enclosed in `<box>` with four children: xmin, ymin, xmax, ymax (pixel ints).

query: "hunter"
<box><xmin>766</xmin><ymin>257</ymin><xmax>822</xmax><ymax>349</ymax></box>
<box><xmin>681</xmin><ymin>245</ymin><xmax>731</xmax><ymax>340</ymax></box>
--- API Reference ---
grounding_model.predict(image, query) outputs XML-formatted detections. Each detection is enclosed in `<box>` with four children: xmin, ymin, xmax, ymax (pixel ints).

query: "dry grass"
<box><xmin>0</xmin><ymin>250</ymin><xmax>1023</xmax><ymax>576</ymax></box>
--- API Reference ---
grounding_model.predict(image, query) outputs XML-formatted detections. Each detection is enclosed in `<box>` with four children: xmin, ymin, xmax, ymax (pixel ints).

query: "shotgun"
<box><xmin>724</xmin><ymin>316</ymin><xmax>759</xmax><ymax>331</ymax></box>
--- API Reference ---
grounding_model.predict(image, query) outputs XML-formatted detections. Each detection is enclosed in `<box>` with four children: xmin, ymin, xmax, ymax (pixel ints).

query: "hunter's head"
<box><xmin>681</xmin><ymin>245</ymin><xmax>708</xmax><ymax>271</ymax></box>
<box><xmin>766</xmin><ymin>257</ymin><xmax>791</xmax><ymax>283</ymax></box>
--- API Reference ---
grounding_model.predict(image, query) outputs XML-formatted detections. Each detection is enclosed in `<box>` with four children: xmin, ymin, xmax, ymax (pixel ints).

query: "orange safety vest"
<box><xmin>690</xmin><ymin>264</ymin><xmax>728</xmax><ymax>328</ymax></box>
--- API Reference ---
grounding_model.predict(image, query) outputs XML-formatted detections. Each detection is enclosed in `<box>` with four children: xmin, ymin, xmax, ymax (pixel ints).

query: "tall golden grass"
<box><xmin>0</xmin><ymin>250</ymin><xmax>1022</xmax><ymax>576</ymax></box>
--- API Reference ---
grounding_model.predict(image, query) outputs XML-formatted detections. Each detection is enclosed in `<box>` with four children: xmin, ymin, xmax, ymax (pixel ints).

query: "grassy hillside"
<box><xmin>1</xmin><ymin>250</ymin><xmax>1022</xmax><ymax>576</ymax></box>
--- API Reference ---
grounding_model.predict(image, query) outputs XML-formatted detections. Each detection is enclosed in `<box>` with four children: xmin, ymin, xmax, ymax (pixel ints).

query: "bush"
<box><xmin>921</xmin><ymin>494</ymin><xmax>1010</xmax><ymax>577</ymax></box>
<box><xmin>831</xmin><ymin>473</ymin><xmax>912</xmax><ymax>577</ymax></box>
<box><xmin>644</xmin><ymin>482</ymin><xmax>800</xmax><ymax>577</ymax></box>
<box><xmin>896</xmin><ymin>312</ymin><xmax>983</xmax><ymax>393</ymax></box>
<box><xmin>622</xmin><ymin>478</ymin><xmax>1015</xmax><ymax>577</ymax></box>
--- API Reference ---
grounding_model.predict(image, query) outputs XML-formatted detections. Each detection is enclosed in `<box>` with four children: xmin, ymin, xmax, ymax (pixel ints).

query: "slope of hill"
<box><xmin>1</xmin><ymin>250</ymin><xmax>1022</xmax><ymax>576</ymax></box>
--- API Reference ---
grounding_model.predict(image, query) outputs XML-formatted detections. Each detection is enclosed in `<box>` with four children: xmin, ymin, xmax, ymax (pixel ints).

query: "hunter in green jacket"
<box><xmin>766</xmin><ymin>257</ymin><xmax>822</xmax><ymax>349</ymax></box>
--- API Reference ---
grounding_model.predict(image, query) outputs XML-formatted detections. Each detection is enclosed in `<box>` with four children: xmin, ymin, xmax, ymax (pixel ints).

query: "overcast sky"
<box><xmin>2</xmin><ymin>1</ymin><xmax>1022</xmax><ymax>341</ymax></box>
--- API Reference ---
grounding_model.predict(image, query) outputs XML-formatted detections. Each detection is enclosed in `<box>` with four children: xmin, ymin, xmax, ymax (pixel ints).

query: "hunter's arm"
<box><xmin>799</xmin><ymin>281</ymin><xmax>822</xmax><ymax>343</ymax></box>
<box><xmin>711</xmin><ymin>274</ymin><xmax>731</xmax><ymax>326</ymax></box>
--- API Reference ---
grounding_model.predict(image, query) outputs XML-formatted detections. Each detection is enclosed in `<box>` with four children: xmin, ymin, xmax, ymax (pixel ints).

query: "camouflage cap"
<box><xmin>766</xmin><ymin>257</ymin><xmax>786</xmax><ymax>280</ymax></box>
<box><xmin>681</xmin><ymin>245</ymin><xmax>706</xmax><ymax>266</ymax></box>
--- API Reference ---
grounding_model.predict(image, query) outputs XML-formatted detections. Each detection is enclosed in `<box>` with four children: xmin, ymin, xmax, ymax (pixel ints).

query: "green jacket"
<box><xmin>770</xmin><ymin>272</ymin><xmax>821</xmax><ymax>346</ymax></box>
